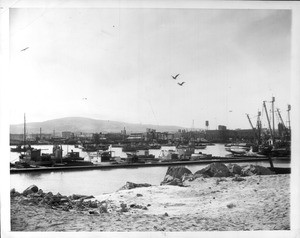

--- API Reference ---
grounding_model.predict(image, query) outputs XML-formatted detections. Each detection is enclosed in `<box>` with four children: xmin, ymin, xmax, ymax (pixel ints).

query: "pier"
<box><xmin>10</xmin><ymin>156</ymin><xmax>290</xmax><ymax>174</ymax></box>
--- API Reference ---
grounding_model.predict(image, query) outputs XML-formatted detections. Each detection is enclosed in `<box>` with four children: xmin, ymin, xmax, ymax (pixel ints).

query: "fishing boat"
<box><xmin>11</xmin><ymin>114</ymin><xmax>35</xmax><ymax>152</ymax></box>
<box><xmin>15</xmin><ymin>148</ymin><xmax>53</xmax><ymax>167</ymax></box>
<box><xmin>246</xmin><ymin>98</ymin><xmax>291</xmax><ymax>158</ymax></box>
<box><xmin>158</xmin><ymin>149</ymin><xmax>179</xmax><ymax>161</ymax></box>
<box><xmin>190</xmin><ymin>152</ymin><xmax>213</xmax><ymax>160</ymax></box>
<box><xmin>225</xmin><ymin>145</ymin><xmax>250</xmax><ymax>155</ymax></box>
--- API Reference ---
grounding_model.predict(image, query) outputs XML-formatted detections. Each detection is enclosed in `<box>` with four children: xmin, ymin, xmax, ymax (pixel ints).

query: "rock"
<box><xmin>99</xmin><ymin>203</ymin><xmax>108</xmax><ymax>213</ymax></box>
<box><xmin>164</xmin><ymin>175</ymin><xmax>174</xmax><ymax>183</ymax></box>
<box><xmin>120</xmin><ymin>203</ymin><xmax>128</xmax><ymax>212</ymax></box>
<box><xmin>22</xmin><ymin>185</ymin><xmax>39</xmax><ymax>196</ymax></box>
<box><xmin>37</xmin><ymin>189</ymin><xmax>44</xmax><ymax>196</ymax></box>
<box><xmin>136</xmin><ymin>193</ymin><xmax>143</xmax><ymax>197</ymax></box>
<box><xmin>118</xmin><ymin>182</ymin><xmax>152</xmax><ymax>191</ymax></box>
<box><xmin>227</xmin><ymin>203</ymin><xmax>236</xmax><ymax>209</ymax></box>
<box><xmin>161</xmin><ymin>166</ymin><xmax>192</xmax><ymax>186</ymax></box>
<box><xmin>89</xmin><ymin>210</ymin><xmax>99</xmax><ymax>215</ymax></box>
<box><xmin>62</xmin><ymin>206</ymin><xmax>69</xmax><ymax>212</ymax></box>
<box><xmin>74</xmin><ymin>199</ymin><xmax>85</xmax><ymax>210</ymax></box>
<box><xmin>60</xmin><ymin>196</ymin><xmax>70</xmax><ymax>204</ymax></box>
<box><xmin>130</xmin><ymin>204</ymin><xmax>148</xmax><ymax>210</ymax></box>
<box><xmin>162</xmin><ymin>178</ymin><xmax>184</xmax><ymax>186</ymax></box>
<box><xmin>194</xmin><ymin>163</ymin><xmax>231</xmax><ymax>177</ymax></box>
<box><xmin>241</xmin><ymin>165</ymin><xmax>274</xmax><ymax>176</ymax></box>
<box><xmin>216</xmin><ymin>178</ymin><xmax>227</xmax><ymax>185</ymax></box>
<box><xmin>182</xmin><ymin>173</ymin><xmax>194</xmax><ymax>182</ymax></box>
<box><xmin>227</xmin><ymin>163</ymin><xmax>242</xmax><ymax>175</ymax></box>
<box><xmin>56</xmin><ymin>192</ymin><xmax>62</xmax><ymax>198</ymax></box>
<box><xmin>85</xmin><ymin>200</ymin><xmax>98</xmax><ymax>208</ymax></box>
<box><xmin>10</xmin><ymin>188</ymin><xmax>21</xmax><ymax>197</ymax></box>
<box><xmin>45</xmin><ymin>192</ymin><xmax>53</xmax><ymax>198</ymax></box>
<box><xmin>154</xmin><ymin>226</ymin><xmax>166</xmax><ymax>231</ymax></box>
<box><xmin>164</xmin><ymin>166</ymin><xmax>192</xmax><ymax>180</ymax></box>
<box><xmin>164</xmin><ymin>212</ymin><xmax>169</xmax><ymax>216</ymax></box>
<box><xmin>232</xmin><ymin>175</ymin><xmax>246</xmax><ymax>182</ymax></box>
<box><xmin>193</xmin><ymin>173</ymin><xmax>210</xmax><ymax>179</ymax></box>
<box><xmin>51</xmin><ymin>195</ymin><xmax>61</xmax><ymax>203</ymax></box>
<box><xmin>70</xmin><ymin>194</ymin><xmax>94</xmax><ymax>200</ymax></box>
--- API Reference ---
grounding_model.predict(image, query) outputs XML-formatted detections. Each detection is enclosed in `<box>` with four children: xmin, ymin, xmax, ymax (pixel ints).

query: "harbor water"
<box><xmin>10</xmin><ymin>144</ymin><xmax>290</xmax><ymax>196</ymax></box>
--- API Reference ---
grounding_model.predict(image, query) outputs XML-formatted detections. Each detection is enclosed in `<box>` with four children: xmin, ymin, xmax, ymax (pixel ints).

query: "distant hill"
<box><xmin>10</xmin><ymin>117</ymin><xmax>186</xmax><ymax>134</ymax></box>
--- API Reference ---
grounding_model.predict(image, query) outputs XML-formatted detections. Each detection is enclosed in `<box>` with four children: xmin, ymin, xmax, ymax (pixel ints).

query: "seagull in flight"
<box><xmin>82</xmin><ymin>97</ymin><xmax>88</xmax><ymax>100</ymax></box>
<box><xmin>21</xmin><ymin>47</ymin><xmax>29</xmax><ymax>52</ymax></box>
<box><xmin>171</xmin><ymin>74</ymin><xmax>180</xmax><ymax>80</ymax></box>
<box><xmin>177</xmin><ymin>82</ymin><xmax>185</xmax><ymax>86</ymax></box>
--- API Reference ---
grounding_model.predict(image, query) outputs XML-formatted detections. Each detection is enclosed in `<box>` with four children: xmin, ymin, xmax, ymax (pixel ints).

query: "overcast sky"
<box><xmin>8</xmin><ymin>8</ymin><xmax>291</xmax><ymax>130</ymax></box>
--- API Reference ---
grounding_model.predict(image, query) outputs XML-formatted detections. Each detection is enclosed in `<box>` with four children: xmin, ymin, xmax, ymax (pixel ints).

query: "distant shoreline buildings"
<box><xmin>10</xmin><ymin>125</ymin><xmax>274</xmax><ymax>145</ymax></box>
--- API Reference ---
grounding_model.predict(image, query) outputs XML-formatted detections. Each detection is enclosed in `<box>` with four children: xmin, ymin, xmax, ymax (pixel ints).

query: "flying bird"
<box><xmin>171</xmin><ymin>74</ymin><xmax>180</xmax><ymax>79</ymax></box>
<box><xmin>82</xmin><ymin>98</ymin><xmax>88</xmax><ymax>100</ymax></box>
<box><xmin>177</xmin><ymin>82</ymin><xmax>185</xmax><ymax>86</ymax></box>
<box><xmin>21</xmin><ymin>47</ymin><xmax>29</xmax><ymax>52</ymax></box>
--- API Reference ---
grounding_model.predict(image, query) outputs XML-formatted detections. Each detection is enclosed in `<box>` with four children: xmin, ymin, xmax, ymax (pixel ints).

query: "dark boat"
<box><xmin>122</xmin><ymin>144</ymin><xmax>149</xmax><ymax>152</ymax></box>
<box><xmin>11</xmin><ymin>145</ymin><xmax>33</xmax><ymax>152</ymax></box>
<box><xmin>148</xmin><ymin>144</ymin><xmax>162</xmax><ymax>149</ymax></box>
<box><xmin>82</xmin><ymin>144</ymin><xmax>109</xmax><ymax>152</ymax></box>
<box><xmin>62</xmin><ymin>151</ymin><xmax>84</xmax><ymax>161</ymax></box>
<box><xmin>194</xmin><ymin>144</ymin><xmax>207</xmax><ymax>149</ymax></box>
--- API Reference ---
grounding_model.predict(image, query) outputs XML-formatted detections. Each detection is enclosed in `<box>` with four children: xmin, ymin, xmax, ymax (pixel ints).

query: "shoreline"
<box><xmin>11</xmin><ymin>172</ymin><xmax>290</xmax><ymax>231</ymax></box>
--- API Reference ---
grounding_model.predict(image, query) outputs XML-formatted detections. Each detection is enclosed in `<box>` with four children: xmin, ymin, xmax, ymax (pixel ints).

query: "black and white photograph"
<box><xmin>1</xmin><ymin>0</ymin><xmax>300</xmax><ymax>236</ymax></box>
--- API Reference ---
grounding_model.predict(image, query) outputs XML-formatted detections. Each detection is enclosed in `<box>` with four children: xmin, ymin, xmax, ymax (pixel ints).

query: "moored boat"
<box><xmin>11</xmin><ymin>145</ymin><xmax>34</xmax><ymax>153</ymax></box>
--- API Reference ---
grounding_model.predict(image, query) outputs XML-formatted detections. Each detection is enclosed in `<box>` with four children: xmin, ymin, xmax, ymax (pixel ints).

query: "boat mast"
<box><xmin>276</xmin><ymin>108</ymin><xmax>286</xmax><ymax>128</ymax></box>
<box><xmin>271</xmin><ymin>97</ymin><xmax>275</xmax><ymax>138</ymax></box>
<box><xmin>23</xmin><ymin>113</ymin><xmax>26</xmax><ymax>147</ymax></box>
<box><xmin>287</xmin><ymin>104</ymin><xmax>291</xmax><ymax>136</ymax></box>
<box><xmin>276</xmin><ymin>108</ymin><xmax>287</xmax><ymax>138</ymax></box>
<box><xmin>256</xmin><ymin>111</ymin><xmax>262</xmax><ymax>145</ymax></box>
<box><xmin>246</xmin><ymin>114</ymin><xmax>258</xmax><ymax>142</ymax></box>
<box><xmin>263</xmin><ymin>101</ymin><xmax>274</xmax><ymax>144</ymax></box>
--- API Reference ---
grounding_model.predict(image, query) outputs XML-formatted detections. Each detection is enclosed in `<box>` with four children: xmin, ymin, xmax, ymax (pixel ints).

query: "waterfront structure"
<box><xmin>62</xmin><ymin>131</ymin><xmax>74</xmax><ymax>139</ymax></box>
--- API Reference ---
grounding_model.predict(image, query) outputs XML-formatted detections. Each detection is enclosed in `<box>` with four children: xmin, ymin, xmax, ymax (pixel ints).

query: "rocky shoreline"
<box><xmin>11</xmin><ymin>163</ymin><xmax>290</xmax><ymax>231</ymax></box>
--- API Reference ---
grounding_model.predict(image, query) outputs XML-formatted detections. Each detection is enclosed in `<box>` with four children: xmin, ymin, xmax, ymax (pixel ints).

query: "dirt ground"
<box><xmin>11</xmin><ymin>174</ymin><xmax>290</xmax><ymax>231</ymax></box>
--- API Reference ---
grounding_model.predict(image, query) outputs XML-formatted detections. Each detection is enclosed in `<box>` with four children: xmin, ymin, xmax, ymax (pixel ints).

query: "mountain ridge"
<box><xmin>10</xmin><ymin>117</ymin><xmax>186</xmax><ymax>134</ymax></box>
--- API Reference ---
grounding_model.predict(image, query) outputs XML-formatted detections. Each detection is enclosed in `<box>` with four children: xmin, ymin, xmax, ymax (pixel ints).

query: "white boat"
<box><xmin>225</xmin><ymin>146</ymin><xmax>249</xmax><ymax>155</ymax></box>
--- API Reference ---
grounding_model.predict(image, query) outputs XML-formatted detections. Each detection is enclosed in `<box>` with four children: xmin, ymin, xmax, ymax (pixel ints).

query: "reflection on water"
<box><xmin>10</xmin><ymin>143</ymin><xmax>290</xmax><ymax>196</ymax></box>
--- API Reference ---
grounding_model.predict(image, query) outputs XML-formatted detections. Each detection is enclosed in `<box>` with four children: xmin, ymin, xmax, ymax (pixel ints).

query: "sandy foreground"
<box><xmin>11</xmin><ymin>174</ymin><xmax>290</xmax><ymax>232</ymax></box>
